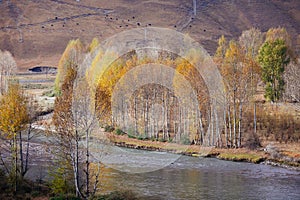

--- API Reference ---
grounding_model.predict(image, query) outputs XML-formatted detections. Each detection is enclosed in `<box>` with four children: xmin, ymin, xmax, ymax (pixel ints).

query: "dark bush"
<box><xmin>243</xmin><ymin>133</ymin><xmax>261</xmax><ymax>150</ymax></box>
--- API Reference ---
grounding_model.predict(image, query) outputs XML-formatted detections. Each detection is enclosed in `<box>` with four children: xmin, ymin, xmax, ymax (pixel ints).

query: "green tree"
<box><xmin>258</xmin><ymin>39</ymin><xmax>290</xmax><ymax>102</ymax></box>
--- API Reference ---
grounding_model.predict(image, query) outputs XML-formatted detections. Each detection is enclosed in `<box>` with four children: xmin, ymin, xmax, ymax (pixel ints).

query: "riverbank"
<box><xmin>103</xmin><ymin>132</ymin><xmax>300</xmax><ymax>170</ymax></box>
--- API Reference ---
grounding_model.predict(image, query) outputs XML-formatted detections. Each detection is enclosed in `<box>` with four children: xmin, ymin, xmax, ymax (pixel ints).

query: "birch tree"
<box><xmin>239</xmin><ymin>28</ymin><xmax>263</xmax><ymax>138</ymax></box>
<box><xmin>73</xmin><ymin>77</ymin><xmax>101</xmax><ymax>199</ymax></box>
<box><xmin>0</xmin><ymin>50</ymin><xmax>17</xmax><ymax>95</ymax></box>
<box><xmin>0</xmin><ymin>82</ymin><xmax>29</xmax><ymax>192</ymax></box>
<box><xmin>55</xmin><ymin>39</ymin><xmax>84</xmax><ymax>93</ymax></box>
<box><xmin>217</xmin><ymin>39</ymin><xmax>251</xmax><ymax>147</ymax></box>
<box><xmin>52</xmin><ymin>65</ymin><xmax>78</xmax><ymax>196</ymax></box>
<box><xmin>53</xmin><ymin>56</ymin><xmax>102</xmax><ymax>198</ymax></box>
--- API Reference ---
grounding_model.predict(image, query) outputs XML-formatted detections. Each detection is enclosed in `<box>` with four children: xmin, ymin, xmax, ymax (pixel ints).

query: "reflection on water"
<box><xmin>25</xmin><ymin>147</ymin><xmax>300</xmax><ymax>200</ymax></box>
<box><xmin>98</xmin><ymin>150</ymin><xmax>300</xmax><ymax>200</ymax></box>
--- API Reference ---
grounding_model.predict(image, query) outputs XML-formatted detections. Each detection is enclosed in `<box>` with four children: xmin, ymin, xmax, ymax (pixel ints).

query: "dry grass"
<box><xmin>263</xmin><ymin>142</ymin><xmax>300</xmax><ymax>159</ymax></box>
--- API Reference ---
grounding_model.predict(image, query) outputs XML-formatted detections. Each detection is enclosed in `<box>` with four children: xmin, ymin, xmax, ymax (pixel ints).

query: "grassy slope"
<box><xmin>0</xmin><ymin>0</ymin><xmax>299</xmax><ymax>71</ymax></box>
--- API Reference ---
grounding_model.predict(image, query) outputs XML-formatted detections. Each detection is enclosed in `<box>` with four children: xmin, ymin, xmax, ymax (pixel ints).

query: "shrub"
<box><xmin>158</xmin><ymin>138</ymin><xmax>167</xmax><ymax>142</ymax></box>
<box><xmin>104</xmin><ymin>125</ymin><xmax>114</xmax><ymax>132</ymax></box>
<box><xmin>137</xmin><ymin>134</ymin><xmax>148</xmax><ymax>140</ymax></box>
<box><xmin>31</xmin><ymin>190</ymin><xmax>42</xmax><ymax>198</ymax></box>
<box><xmin>243</xmin><ymin>133</ymin><xmax>261</xmax><ymax>150</ymax></box>
<box><xmin>115</xmin><ymin>129</ymin><xmax>124</xmax><ymax>135</ymax></box>
<box><xmin>48</xmin><ymin>164</ymin><xmax>75</xmax><ymax>196</ymax></box>
<box><xmin>127</xmin><ymin>134</ymin><xmax>136</xmax><ymax>139</ymax></box>
<box><xmin>180</xmin><ymin>135</ymin><xmax>191</xmax><ymax>145</ymax></box>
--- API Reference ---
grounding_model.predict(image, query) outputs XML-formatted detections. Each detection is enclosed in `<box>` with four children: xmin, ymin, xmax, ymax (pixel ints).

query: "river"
<box><xmin>96</xmin><ymin>148</ymin><xmax>300</xmax><ymax>200</ymax></box>
<box><xmin>24</xmin><ymin>141</ymin><xmax>300</xmax><ymax>200</ymax></box>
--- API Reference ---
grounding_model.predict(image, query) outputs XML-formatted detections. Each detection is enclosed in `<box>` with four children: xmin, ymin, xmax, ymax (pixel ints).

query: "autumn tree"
<box><xmin>87</xmin><ymin>38</ymin><xmax>100</xmax><ymax>53</ymax></box>
<box><xmin>258</xmin><ymin>39</ymin><xmax>290</xmax><ymax>102</ymax></box>
<box><xmin>55</xmin><ymin>39</ymin><xmax>84</xmax><ymax>93</ymax></box>
<box><xmin>53</xmin><ymin>62</ymin><xmax>81</xmax><ymax>195</ymax></box>
<box><xmin>216</xmin><ymin>38</ymin><xmax>251</xmax><ymax>148</ymax></box>
<box><xmin>53</xmin><ymin>53</ymin><xmax>101</xmax><ymax>198</ymax></box>
<box><xmin>72</xmin><ymin>75</ymin><xmax>101</xmax><ymax>199</ymax></box>
<box><xmin>226</xmin><ymin>40</ymin><xmax>248</xmax><ymax>147</ymax></box>
<box><xmin>215</xmin><ymin>36</ymin><xmax>230</xmax><ymax>147</ymax></box>
<box><xmin>239</xmin><ymin>28</ymin><xmax>263</xmax><ymax>136</ymax></box>
<box><xmin>51</xmin><ymin>67</ymin><xmax>76</xmax><ymax>196</ymax></box>
<box><xmin>0</xmin><ymin>50</ymin><xmax>17</xmax><ymax>95</ymax></box>
<box><xmin>0</xmin><ymin>82</ymin><xmax>29</xmax><ymax>192</ymax></box>
<box><xmin>215</xmin><ymin>35</ymin><xmax>228</xmax><ymax>60</ymax></box>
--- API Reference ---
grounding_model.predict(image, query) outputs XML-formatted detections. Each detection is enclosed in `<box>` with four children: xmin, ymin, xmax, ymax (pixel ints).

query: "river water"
<box><xmin>93</xmin><ymin>148</ymin><xmax>300</xmax><ymax>200</ymax></box>
<box><xmin>24</xmin><ymin>140</ymin><xmax>300</xmax><ymax>200</ymax></box>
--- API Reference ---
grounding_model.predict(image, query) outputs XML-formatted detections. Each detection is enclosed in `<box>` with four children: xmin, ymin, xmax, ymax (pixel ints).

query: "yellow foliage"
<box><xmin>215</xmin><ymin>35</ymin><xmax>227</xmax><ymax>59</ymax></box>
<box><xmin>266</xmin><ymin>27</ymin><xmax>291</xmax><ymax>45</ymax></box>
<box><xmin>86</xmin><ymin>49</ymin><xmax>104</xmax><ymax>88</ymax></box>
<box><xmin>55</xmin><ymin>39</ymin><xmax>84</xmax><ymax>92</ymax></box>
<box><xmin>88</xmin><ymin>37</ymin><xmax>100</xmax><ymax>53</ymax></box>
<box><xmin>92</xmin><ymin>51</ymin><xmax>209</xmax><ymax>124</ymax></box>
<box><xmin>53</xmin><ymin>66</ymin><xmax>77</xmax><ymax>136</ymax></box>
<box><xmin>0</xmin><ymin>82</ymin><xmax>29</xmax><ymax>138</ymax></box>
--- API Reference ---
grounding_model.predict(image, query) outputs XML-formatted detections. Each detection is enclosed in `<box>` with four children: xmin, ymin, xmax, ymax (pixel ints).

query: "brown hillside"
<box><xmin>0</xmin><ymin>0</ymin><xmax>299</xmax><ymax>71</ymax></box>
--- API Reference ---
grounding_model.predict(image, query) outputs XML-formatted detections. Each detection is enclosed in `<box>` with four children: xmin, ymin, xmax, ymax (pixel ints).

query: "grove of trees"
<box><xmin>53</xmin><ymin>27</ymin><xmax>300</xmax><ymax>152</ymax></box>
